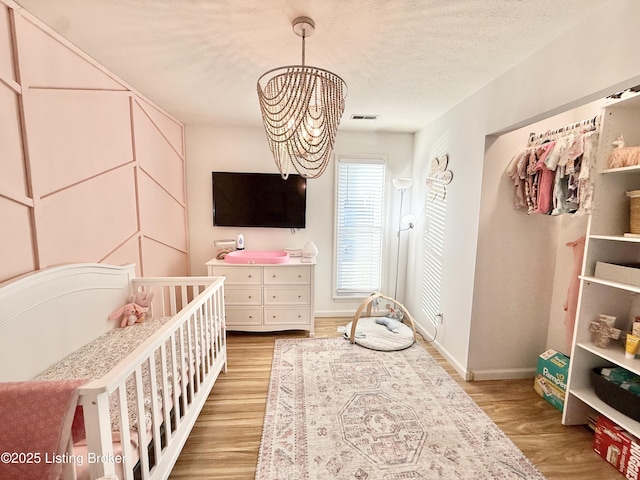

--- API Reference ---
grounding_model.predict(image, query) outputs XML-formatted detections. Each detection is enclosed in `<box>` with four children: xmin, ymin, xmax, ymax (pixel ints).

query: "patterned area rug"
<box><xmin>256</xmin><ymin>337</ymin><xmax>546</xmax><ymax>480</ymax></box>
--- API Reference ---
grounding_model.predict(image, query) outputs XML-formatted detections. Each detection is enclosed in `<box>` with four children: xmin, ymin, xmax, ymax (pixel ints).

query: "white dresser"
<box><xmin>206</xmin><ymin>257</ymin><xmax>315</xmax><ymax>336</ymax></box>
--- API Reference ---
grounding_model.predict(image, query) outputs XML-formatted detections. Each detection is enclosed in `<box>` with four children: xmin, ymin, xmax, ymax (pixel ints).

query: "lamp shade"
<box><xmin>392</xmin><ymin>178</ymin><xmax>413</xmax><ymax>190</ymax></box>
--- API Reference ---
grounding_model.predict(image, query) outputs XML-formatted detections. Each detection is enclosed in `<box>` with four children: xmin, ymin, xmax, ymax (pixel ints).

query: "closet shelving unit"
<box><xmin>564</xmin><ymin>92</ymin><xmax>640</xmax><ymax>437</ymax></box>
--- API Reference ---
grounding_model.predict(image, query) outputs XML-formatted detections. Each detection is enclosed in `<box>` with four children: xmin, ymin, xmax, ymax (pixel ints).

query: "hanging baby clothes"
<box><xmin>575</xmin><ymin>131</ymin><xmax>599</xmax><ymax>216</ymax></box>
<box><xmin>546</xmin><ymin>134</ymin><xmax>575</xmax><ymax>216</ymax></box>
<box><xmin>564</xmin><ymin>236</ymin><xmax>585</xmax><ymax>355</ymax></box>
<box><xmin>533</xmin><ymin>141</ymin><xmax>556</xmax><ymax>214</ymax></box>
<box><xmin>565</xmin><ymin>133</ymin><xmax>585</xmax><ymax>212</ymax></box>
<box><xmin>504</xmin><ymin>117</ymin><xmax>600</xmax><ymax>217</ymax></box>
<box><xmin>525</xmin><ymin>148</ymin><xmax>539</xmax><ymax>214</ymax></box>
<box><xmin>505</xmin><ymin>150</ymin><xmax>529</xmax><ymax>210</ymax></box>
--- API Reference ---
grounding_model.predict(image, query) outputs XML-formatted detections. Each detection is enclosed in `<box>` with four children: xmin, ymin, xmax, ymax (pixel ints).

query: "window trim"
<box><xmin>332</xmin><ymin>155</ymin><xmax>387</xmax><ymax>300</ymax></box>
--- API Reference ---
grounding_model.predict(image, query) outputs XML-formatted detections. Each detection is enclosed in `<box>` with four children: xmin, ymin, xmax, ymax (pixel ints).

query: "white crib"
<box><xmin>0</xmin><ymin>263</ymin><xmax>227</xmax><ymax>480</ymax></box>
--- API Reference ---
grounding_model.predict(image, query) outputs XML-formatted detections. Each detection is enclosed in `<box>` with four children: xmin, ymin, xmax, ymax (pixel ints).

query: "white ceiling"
<box><xmin>15</xmin><ymin>0</ymin><xmax>606</xmax><ymax>133</ymax></box>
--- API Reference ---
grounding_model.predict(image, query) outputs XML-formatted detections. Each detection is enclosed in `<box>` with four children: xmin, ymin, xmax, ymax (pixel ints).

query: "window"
<box><xmin>334</xmin><ymin>157</ymin><xmax>386</xmax><ymax>297</ymax></box>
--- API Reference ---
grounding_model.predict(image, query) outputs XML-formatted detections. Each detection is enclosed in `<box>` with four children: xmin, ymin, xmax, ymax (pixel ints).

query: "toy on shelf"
<box><xmin>590</xmin><ymin>315</ymin><xmax>621</xmax><ymax>349</ymax></box>
<box><xmin>607</xmin><ymin>135</ymin><xmax>640</xmax><ymax>169</ymax></box>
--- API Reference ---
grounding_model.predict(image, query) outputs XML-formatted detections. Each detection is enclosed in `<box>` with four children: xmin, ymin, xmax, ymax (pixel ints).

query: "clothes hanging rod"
<box><xmin>528</xmin><ymin>115</ymin><xmax>601</xmax><ymax>147</ymax></box>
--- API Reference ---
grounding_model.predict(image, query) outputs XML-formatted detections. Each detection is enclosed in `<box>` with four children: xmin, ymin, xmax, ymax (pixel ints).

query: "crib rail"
<box><xmin>131</xmin><ymin>276</ymin><xmax>222</xmax><ymax>318</ymax></box>
<box><xmin>76</xmin><ymin>276</ymin><xmax>226</xmax><ymax>480</ymax></box>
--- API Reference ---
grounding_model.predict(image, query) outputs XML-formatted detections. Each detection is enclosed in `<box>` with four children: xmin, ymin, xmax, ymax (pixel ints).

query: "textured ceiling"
<box><xmin>15</xmin><ymin>0</ymin><xmax>606</xmax><ymax>132</ymax></box>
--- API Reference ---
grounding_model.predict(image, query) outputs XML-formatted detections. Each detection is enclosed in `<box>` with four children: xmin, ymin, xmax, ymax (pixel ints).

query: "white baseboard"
<box><xmin>413</xmin><ymin>322</ymin><xmax>473</xmax><ymax>381</ymax></box>
<box><xmin>315</xmin><ymin>315</ymin><xmax>534</xmax><ymax>382</ymax></box>
<box><xmin>469</xmin><ymin>367</ymin><xmax>536</xmax><ymax>381</ymax></box>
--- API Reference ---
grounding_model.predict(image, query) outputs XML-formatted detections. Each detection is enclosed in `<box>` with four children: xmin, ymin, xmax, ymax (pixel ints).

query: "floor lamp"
<box><xmin>392</xmin><ymin>178</ymin><xmax>415</xmax><ymax>299</ymax></box>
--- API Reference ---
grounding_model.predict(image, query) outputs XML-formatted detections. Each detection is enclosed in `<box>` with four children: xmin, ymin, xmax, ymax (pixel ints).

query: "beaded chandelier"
<box><xmin>257</xmin><ymin>17</ymin><xmax>347</xmax><ymax>179</ymax></box>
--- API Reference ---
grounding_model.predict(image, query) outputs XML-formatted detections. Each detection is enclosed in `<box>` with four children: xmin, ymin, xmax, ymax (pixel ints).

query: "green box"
<box><xmin>533</xmin><ymin>349</ymin><xmax>569</xmax><ymax>411</ymax></box>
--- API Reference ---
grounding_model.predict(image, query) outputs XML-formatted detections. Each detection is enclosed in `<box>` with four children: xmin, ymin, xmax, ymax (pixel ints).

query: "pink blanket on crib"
<box><xmin>0</xmin><ymin>379</ymin><xmax>87</xmax><ymax>480</ymax></box>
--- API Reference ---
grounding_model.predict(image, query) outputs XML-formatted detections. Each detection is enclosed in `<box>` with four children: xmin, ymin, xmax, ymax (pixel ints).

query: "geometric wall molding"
<box><xmin>13</xmin><ymin>11</ymin><xmax>127</xmax><ymax>91</ymax></box>
<box><xmin>0</xmin><ymin>196</ymin><xmax>36</xmax><ymax>281</ymax></box>
<box><xmin>0</xmin><ymin>1</ymin><xmax>188</xmax><ymax>283</ymax></box>
<box><xmin>135</xmin><ymin>97</ymin><xmax>184</xmax><ymax>156</ymax></box>
<box><xmin>0</xmin><ymin>83</ymin><xmax>27</xmax><ymax>201</ymax></box>
<box><xmin>102</xmin><ymin>236</ymin><xmax>143</xmax><ymax>277</ymax></box>
<box><xmin>134</xmin><ymin>100</ymin><xmax>185</xmax><ymax>202</ymax></box>
<box><xmin>141</xmin><ymin>236</ymin><xmax>189</xmax><ymax>277</ymax></box>
<box><xmin>25</xmin><ymin>89</ymin><xmax>133</xmax><ymax>196</ymax></box>
<box><xmin>0</xmin><ymin>4</ymin><xmax>16</xmax><ymax>83</ymax></box>
<box><xmin>37</xmin><ymin>166</ymin><xmax>139</xmax><ymax>267</ymax></box>
<box><xmin>137</xmin><ymin>169</ymin><xmax>188</xmax><ymax>253</ymax></box>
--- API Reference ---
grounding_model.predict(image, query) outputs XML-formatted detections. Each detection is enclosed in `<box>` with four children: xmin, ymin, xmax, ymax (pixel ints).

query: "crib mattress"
<box><xmin>35</xmin><ymin>317</ymin><xmax>172</xmax><ymax>382</ymax></box>
<box><xmin>35</xmin><ymin>317</ymin><xmax>181</xmax><ymax>433</ymax></box>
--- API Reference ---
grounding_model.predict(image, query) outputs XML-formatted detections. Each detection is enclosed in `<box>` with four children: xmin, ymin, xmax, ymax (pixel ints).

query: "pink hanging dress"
<box><xmin>564</xmin><ymin>236</ymin><xmax>585</xmax><ymax>355</ymax></box>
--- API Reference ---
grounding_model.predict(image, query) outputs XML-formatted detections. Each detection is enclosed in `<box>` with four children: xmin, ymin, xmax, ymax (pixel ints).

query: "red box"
<box><xmin>593</xmin><ymin>416</ymin><xmax>640</xmax><ymax>479</ymax></box>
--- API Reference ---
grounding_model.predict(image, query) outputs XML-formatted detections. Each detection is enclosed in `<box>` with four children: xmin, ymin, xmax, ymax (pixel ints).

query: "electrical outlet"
<box><xmin>434</xmin><ymin>313</ymin><xmax>443</xmax><ymax>325</ymax></box>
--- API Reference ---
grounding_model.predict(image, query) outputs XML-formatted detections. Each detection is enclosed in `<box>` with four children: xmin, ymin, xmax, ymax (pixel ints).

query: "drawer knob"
<box><xmin>272</xmin><ymin>295</ymin><xmax>276</xmax><ymax>299</ymax></box>
<box><xmin>248</xmin><ymin>295</ymin><xmax>252</xmax><ymax>299</ymax></box>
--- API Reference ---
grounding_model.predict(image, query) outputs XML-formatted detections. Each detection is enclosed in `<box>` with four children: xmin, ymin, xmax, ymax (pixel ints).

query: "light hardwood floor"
<box><xmin>169</xmin><ymin>318</ymin><xmax>623</xmax><ymax>480</ymax></box>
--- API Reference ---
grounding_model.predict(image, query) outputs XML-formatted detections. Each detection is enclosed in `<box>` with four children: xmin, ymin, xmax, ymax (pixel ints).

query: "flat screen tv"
<box><xmin>212</xmin><ymin>172</ymin><xmax>306</xmax><ymax>228</ymax></box>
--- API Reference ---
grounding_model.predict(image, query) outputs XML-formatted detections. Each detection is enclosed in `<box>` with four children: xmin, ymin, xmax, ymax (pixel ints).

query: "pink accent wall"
<box><xmin>0</xmin><ymin>1</ymin><xmax>189</xmax><ymax>283</ymax></box>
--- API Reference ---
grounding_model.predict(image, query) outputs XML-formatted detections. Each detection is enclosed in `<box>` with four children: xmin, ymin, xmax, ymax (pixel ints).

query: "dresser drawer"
<box><xmin>263</xmin><ymin>286</ymin><xmax>310</xmax><ymax>305</ymax></box>
<box><xmin>211</xmin><ymin>266</ymin><xmax>261</xmax><ymax>284</ymax></box>
<box><xmin>224</xmin><ymin>286</ymin><xmax>261</xmax><ymax>305</ymax></box>
<box><xmin>205</xmin><ymin>258</ymin><xmax>314</xmax><ymax>334</ymax></box>
<box><xmin>225</xmin><ymin>307</ymin><xmax>263</xmax><ymax>327</ymax></box>
<box><xmin>264</xmin><ymin>307</ymin><xmax>310</xmax><ymax>325</ymax></box>
<box><xmin>263</xmin><ymin>266</ymin><xmax>310</xmax><ymax>284</ymax></box>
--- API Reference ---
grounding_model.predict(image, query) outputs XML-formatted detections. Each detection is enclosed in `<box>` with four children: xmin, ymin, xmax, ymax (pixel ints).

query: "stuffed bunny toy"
<box><xmin>108</xmin><ymin>303</ymin><xmax>148</xmax><ymax>328</ymax></box>
<box><xmin>129</xmin><ymin>290</ymin><xmax>154</xmax><ymax>316</ymax></box>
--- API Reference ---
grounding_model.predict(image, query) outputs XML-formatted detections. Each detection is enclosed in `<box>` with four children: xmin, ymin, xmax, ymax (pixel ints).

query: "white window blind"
<box><xmin>421</xmin><ymin>187</ymin><xmax>447</xmax><ymax>323</ymax></box>
<box><xmin>335</xmin><ymin>159</ymin><xmax>386</xmax><ymax>296</ymax></box>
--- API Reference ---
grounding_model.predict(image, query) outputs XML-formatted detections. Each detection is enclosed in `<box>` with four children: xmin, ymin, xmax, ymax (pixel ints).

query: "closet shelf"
<box><xmin>580</xmin><ymin>275</ymin><xmax>640</xmax><ymax>293</ymax></box>
<box><xmin>604</xmin><ymin>91</ymin><xmax>640</xmax><ymax>109</ymax></box>
<box><xmin>589</xmin><ymin>234</ymin><xmax>640</xmax><ymax>243</ymax></box>
<box><xmin>571</xmin><ymin>388</ymin><xmax>640</xmax><ymax>438</ymax></box>
<box><xmin>601</xmin><ymin>164</ymin><xmax>640</xmax><ymax>175</ymax></box>
<box><xmin>577</xmin><ymin>342</ymin><xmax>640</xmax><ymax>376</ymax></box>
